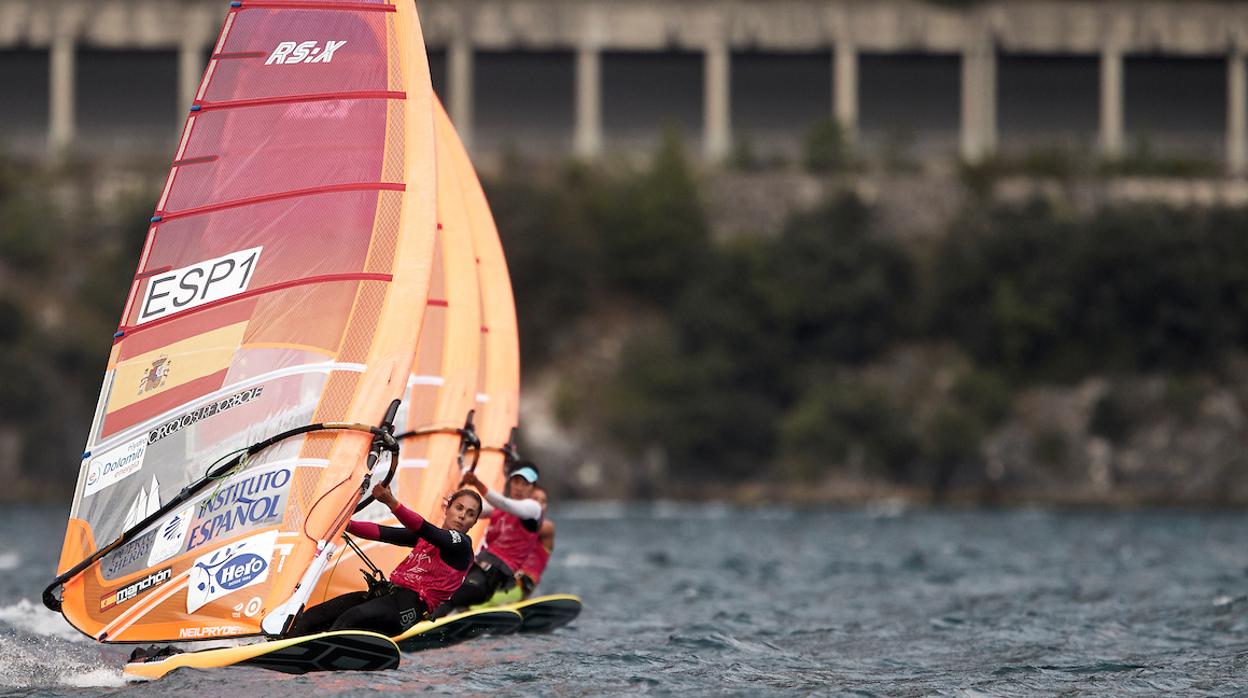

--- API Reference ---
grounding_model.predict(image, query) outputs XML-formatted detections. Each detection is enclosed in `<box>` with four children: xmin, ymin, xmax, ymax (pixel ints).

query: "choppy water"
<box><xmin>3</xmin><ymin>502</ymin><xmax>1248</xmax><ymax>696</ymax></box>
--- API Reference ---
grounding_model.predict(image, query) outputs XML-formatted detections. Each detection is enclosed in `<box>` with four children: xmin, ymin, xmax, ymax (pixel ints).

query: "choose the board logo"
<box><xmin>99</xmin><ymin>567</ymin><xmax>171</xmax><ymax>612</ymax></box>
<box><xmin>265</xmin><ymin>40</ymin><xmax>347</xmax><ymax>65</ymax></box>
<box><xmin>138</xmin><ymin>247</ymin><xmax>261</xmax><ymax>325</ymax></box>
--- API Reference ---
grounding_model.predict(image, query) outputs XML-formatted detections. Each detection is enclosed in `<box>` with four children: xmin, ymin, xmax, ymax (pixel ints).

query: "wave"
<box><xmin>0</xmin><ymin>619</ymin><xmax>125</xmax><ymax>690</ymax></box>
<box><xmin>0</xmin><ymin>600</ymin><xmax>86</xmax><ymax>642</ymax></box>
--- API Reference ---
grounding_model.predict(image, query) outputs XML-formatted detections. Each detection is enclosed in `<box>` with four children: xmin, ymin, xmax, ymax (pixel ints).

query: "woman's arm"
<box><xmin>460</xmin><ymin>472</ymin><xmax>541</xmax><ymax>521</ymax></box>
<box><xmin>538</xmin><ymin>519</ymin><xmax>555</xmax><ymax>553</ymax></box>
<box><xmin>483</xmin><ymin>490</ymin><xmax>542</xmax><ymax>522</ymax></box>
<box><xmin>388</xmin><ymin>504</ymin><xmax>474</xmax><ymax>570</ymax></box>
<box><xmin>346</xmin><ymin>520</ymin><xmax>418</xmax><ymax>546</ymax></box>
<box><xmin>344</xmin><ymin>483</ymin><xmax>422</xmax><ymax>546</ymax></box>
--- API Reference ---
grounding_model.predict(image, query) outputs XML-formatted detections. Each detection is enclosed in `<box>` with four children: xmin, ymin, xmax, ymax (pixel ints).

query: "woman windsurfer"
<box><xmin>514</xmin><ymin>485</ymin><xmax>554</xmax><ymax>599</ymax></box>
<box><xmin>288</xmin><ymin>483</ymin><xmax>482</xmax><ymax>637</ymax></box>
<box><xmin>432</xmin><ymin>463</ymin><xmax>542</xmax><ymax>616</ymax></box>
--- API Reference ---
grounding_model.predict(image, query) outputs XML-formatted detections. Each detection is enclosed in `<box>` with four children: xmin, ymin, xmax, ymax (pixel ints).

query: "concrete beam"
<box><xmin>7</xmin><ymin>1</ymin><xmax>1248</xmax><ymax>58</ymax></box>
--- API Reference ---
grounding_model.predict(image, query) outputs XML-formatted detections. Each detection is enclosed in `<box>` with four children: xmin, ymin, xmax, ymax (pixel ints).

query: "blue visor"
<box><xmin>511</xmin><ymin>466</ymin><xmax>539</xmax><ymax>483</ymax></box>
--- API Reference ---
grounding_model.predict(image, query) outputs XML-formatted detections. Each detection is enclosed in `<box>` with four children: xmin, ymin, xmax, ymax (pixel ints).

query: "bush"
<box><xmin>803</xmin><ymin>119</ymin><xmax>852</xmax><ymax>173</ymax></box>
<box><xmin>1033</xmin><ymin>429</ymin><xmax>1068</xmax><ymax>467</ymax></box>
<box><xmin>590</xmin><ymin>130</ymin><xmax>710</xmax><ymax>305</ymax></box>
<box><xmin>779</xmin><ymin>376</ymin><xmax>918</xmax><ymax>481</ymax></box>
<box><xmin>1089</xmin><ymin>386</ymin><xmax>1140</xmax><ymax>444</ymax></box>
<box><xmin>606</xmin><ymin>325</ymin><xmax>779</xmax><ymax>481</ymax></box>
<box><xmin>952</xmin><ymin>368</ymin><xmax>1013</xmax><ymax>428</ymax></box>
<box><xmin>487</xmin><ymin>163</ymin><xmax>603</xmax><ymax>365</ymax></box>
<box><xmin>763</xmin><ymin>193</ymin><xmax>914</xmax><ymax>364</ymax></box>
<box><xmin>930</xmin><ymin>200</ymin><xmax>1248</xmax><ymax>379</ymax></box>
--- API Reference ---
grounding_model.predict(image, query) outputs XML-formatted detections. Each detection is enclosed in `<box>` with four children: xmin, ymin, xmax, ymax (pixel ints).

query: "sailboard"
<box><xmin>477</xmin><ymin>591</ymin><xmax>582</xmax><ymax>633</ymax></box>
<box><xmin>45</xmin><ymin>0</ymin><xmax>440</xmax><ymax>658</ymax></box>
<box><xmin>123</xmin><ymin>630</ymin><xmax>400</xmax><ymax>680</ymax></box>
<box><xmin>392</xmin><ymin>607</ymin><xmax>522</xmax><ymax>653</ymax></box>
<box><xmin>503</xmin><ymin>594</ymin><xmax>583</xmax><ymax>633</ymax></box>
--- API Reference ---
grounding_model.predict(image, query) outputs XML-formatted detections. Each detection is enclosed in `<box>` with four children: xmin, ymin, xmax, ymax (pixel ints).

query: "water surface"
<box><xmin>3</xmin><ymin>503</ymin><xmax>1248</xmax><ymax>696</ymax></box>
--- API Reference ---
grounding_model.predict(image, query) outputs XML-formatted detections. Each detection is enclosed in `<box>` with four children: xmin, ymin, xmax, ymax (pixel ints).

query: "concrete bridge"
<box><xmin>1</xmin><ymin>0</ymin><xmax>1246</xmax><ymax>170</ymax></box>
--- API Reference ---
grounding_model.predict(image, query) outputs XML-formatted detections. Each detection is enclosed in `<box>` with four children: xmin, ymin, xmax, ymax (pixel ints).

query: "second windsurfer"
<box><xmin>432</xmin><ymin>463</ymin><xmax>543</xmax><ymax>617</ymax></box>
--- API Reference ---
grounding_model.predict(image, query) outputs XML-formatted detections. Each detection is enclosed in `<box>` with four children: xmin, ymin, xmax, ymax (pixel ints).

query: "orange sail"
<box><xmin>437</xmin><ymin>98</ymin><xmax>522</xmax><ymax>547</ymax></box>
<box><xmin>313</xmin><ymin>96</ymin><xmax>520</xmax><ymax>602</ymax></box>
<box><xmin>48</xmin><ymin>0</ymin><xmax>437</xmax><ymax>643</ymax></box>
<box><xmin>313</xmin><ymin>95</ymin><xmax>484</xmax><ymax>601</ymax></box>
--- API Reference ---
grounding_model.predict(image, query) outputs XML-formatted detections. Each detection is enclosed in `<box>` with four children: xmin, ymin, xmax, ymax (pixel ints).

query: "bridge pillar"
<box><xmin>834</xmin><ymin>40</ymin><xmax>858</xmax><ymax>142</ymax></box>
<box><xmin>449</xmin><ymin>28</ymin><xmax>474</xmax><ymax>150</ymax></box>
<box><xmin>703</xmin><ymin>37</ymin><xmax>731</xmax><ymax>161</ymax></box>
<box><xmin>1228</xmin><ymin>47</ymin><xmax>1246</xmax><ymax>176</ymax></box>
<box><xmin>179</xmin><ymin>35</ymin><xmax>206</xmax><ymax>119</ymax></box>
<box><xmin>960</xmin><ymin>35</ymin><xmax>996</xmax><ymax>162</ymax></box>
<box><xmin>575</xmin><ymin>45</ymin><xmax>602</xmax><ymax>159</ymax></box>
<box><xmin>1100</xmin><ymin>44</ymin><xmax>1125</xmax><ymax>159</ymax></box>
<box><xmin>49</xmin><ymin>32</ymin><xmax>75</xmax><ymax>154</ymax></box>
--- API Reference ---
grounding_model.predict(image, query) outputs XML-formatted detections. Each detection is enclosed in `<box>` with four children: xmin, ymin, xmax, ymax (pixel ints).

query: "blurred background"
<box><xmin>2</xmin><ymin>0</ymin><xmax>1247</xmax><ymax>507</ymax></box>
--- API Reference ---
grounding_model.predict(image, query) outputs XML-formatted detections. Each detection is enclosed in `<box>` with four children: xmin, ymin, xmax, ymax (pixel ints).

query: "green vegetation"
<box><xmin>3</xmin><ymin>134</ymin><xmax>1247</xmax><ymax>500</ymax></box>
<box><xmin>487</xmin><ymin>138</ymin><xmax>1248</xmax><ymax>495</ymax></box>
<box><xmin>802</xmin><ymin>119</ymin><xmax>855</xmax><ymax>174</ymax></box>
<box><xmin>0</xmin><ymin>157</ymin><xmax>155</xmax><ymax>488</ymax></box>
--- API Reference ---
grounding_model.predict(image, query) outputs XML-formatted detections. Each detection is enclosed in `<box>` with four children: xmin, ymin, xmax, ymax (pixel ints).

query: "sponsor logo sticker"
<box><xmin>147</xmin><ymin>386</ymin><xmax>264</xmax><ymax>445</ymax></box>
<box><xmin>102</xmin><ymin>532</ymin><xmax>154</xmax><ymax>580</ymax></box>
<box><xmin>138</xmin><ymin>247</ymin><xmax>261</xmax><ymax>325</ymax></box>
<box><xmin>99</xmin><ymin>567</ymin><xmax>172</xmax><ymax>612</ymax></box>
<box><xmin>265</xmin><ymin>40</ymin><xmax>347</xmax><ymax>66</ymax></box>
<box><xmin>186</xmin><ymin>530</ymin><xmax>277</xmax><ymax>613</ymax></box>
<box><xmin>148</xmin><ymin>505</ymin><xmax>193</xmax><ymax>566</ymax></box>
<box><xmin>186</xmin><ymin>467</ymin><xmax>291</xmax><ymax>551</ymax></box>
<box><xmin>232</xmin><ymin>596</ymin><xmax>264</xmax><ymax>619</ymax></box>
<box><xmin>179</xmin><ymin>625</ymin><xmax>248</xmax><ymax>639</ymax></box>
<box><xmin>83</xmin><ymin>435</ymin><xmax>148</xmax><ymax>497</ymax></box>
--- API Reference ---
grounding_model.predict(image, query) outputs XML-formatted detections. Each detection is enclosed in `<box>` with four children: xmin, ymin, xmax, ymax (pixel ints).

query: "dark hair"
<box><xmin>445</xmin><ymin>488</ymin><xmax>483</xmax><ymax>513</ymax></box>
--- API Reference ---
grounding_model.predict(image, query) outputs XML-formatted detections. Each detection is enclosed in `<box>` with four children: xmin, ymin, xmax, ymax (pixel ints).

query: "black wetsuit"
<box><xmin>289</xmin><ymin>510</ymin><xmax>474</xmax><ymax>637</ymax></box>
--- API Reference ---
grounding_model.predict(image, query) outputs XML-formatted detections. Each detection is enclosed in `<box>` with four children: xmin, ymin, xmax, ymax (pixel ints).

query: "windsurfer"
<box><xmin>288</xmin><ymin>483</ymin><xmax>482</xmax><ymax>637</ymax></box>
<box><xmin>513</xmin><ymin>485</ymin><xmax>554</xmax><ymax>599</ymax></box>
<box><xmin>432</xmin><ymin>463</ymin><xmax>543</xmax><ymax>617</ymax></box>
